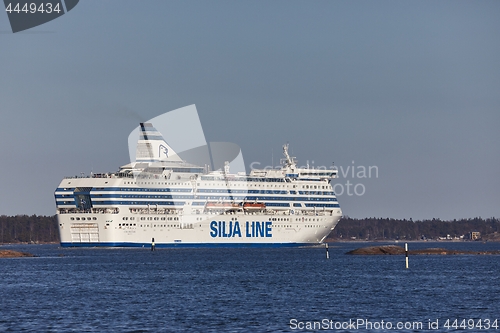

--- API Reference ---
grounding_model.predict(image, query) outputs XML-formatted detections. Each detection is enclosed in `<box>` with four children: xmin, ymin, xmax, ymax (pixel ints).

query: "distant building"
<box><xmin>470</xmin><ymin>231</ymin><xmax>481</xmax><ymax>240</ymax></box>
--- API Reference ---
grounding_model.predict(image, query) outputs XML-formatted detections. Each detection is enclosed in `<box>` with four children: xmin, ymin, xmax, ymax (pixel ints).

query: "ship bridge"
<box><xmin>253</xmin><ymin>144</ymin><xmax>338</xmax><ymax>181</ymax></box>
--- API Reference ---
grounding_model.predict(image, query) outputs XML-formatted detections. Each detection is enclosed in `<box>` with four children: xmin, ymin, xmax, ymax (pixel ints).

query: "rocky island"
<box><xmin>346</xmin><ymin>245</ymin><xmax>500</xmax><ymax>255</ymax></box>
<box><xmin>0</xmin><ymin>249</ymin><xmax>36</xmax><ymax>258</ymax></box>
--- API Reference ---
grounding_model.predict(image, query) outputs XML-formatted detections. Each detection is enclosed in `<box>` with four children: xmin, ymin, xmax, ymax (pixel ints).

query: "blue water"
<box><xmin>1</xmin><ymin>242</ymin><xmax>500</xmax><ymax>332</ymax></box>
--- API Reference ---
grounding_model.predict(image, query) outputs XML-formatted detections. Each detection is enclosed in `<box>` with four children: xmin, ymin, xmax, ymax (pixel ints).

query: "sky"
<box><xmin>1</xmin><ymin>0</ymin><xmax>499</xmax><ymax>220</ymax></box>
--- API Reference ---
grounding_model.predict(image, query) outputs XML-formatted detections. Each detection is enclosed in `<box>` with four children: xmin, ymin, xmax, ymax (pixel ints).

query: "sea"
<box><xmin>1</xmin><ymin>242</ymin><xmax>499</xmax><ymax>332</ymax></box>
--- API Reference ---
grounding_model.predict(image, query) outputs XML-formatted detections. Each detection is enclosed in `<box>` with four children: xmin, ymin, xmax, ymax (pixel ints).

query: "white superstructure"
<box><xmin>55</xmin><ymin>123</ymin><xmax>342</xmax><ymax>247</ymax></box>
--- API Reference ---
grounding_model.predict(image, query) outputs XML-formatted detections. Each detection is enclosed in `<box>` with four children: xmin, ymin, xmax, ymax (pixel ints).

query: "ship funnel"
<box><xmin>135</xmin><ymin>122</ymin><xmax>182</xmax><ymax>162</ymax></box>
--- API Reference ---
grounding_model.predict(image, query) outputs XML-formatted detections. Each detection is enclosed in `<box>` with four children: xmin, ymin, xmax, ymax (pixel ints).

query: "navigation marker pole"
<box><xmin>325</xmin><ymin>243</ymin><xmax>330</xmax><ymax>259</ymax></box>
<box><xmin>405</xmin><ymin>243</ymin><xmax>409</xmax><ymax>269</ymax></box>
<box><xmin>151</xmin><ymin>238</ymin><xmax>155</xmax><ymax>251</ymax></box>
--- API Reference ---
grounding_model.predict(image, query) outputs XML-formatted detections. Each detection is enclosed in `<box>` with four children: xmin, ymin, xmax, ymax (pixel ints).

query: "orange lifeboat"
<box><xmin>242</xmin><ymin>202</ymin><xmax>266</xmax><ymax>210</ymax></box>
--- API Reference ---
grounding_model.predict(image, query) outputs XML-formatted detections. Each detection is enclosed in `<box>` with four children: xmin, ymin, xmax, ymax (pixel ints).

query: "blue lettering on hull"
<box><xmin>210</xmin><ymin>221</ymin><xmax>272</xmax><ymax>238</ymax></box>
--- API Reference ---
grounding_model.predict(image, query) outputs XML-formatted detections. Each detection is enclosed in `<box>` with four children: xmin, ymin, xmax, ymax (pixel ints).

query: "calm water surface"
<box><xmin>1</xmin><ymin>242</ymin><xmax>499</xmax><ymax>332</ymax></box>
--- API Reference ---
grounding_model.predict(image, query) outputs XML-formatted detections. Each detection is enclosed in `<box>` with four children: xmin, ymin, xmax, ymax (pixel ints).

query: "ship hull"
<box><xmin>57</xmin><ymin>212</ymin><xmax>341</xmax><ymax>248</ymax></box>
<box><xmin>59</xmin><ymin>242</ymin><xmax>313</xmax><ymax>248</ymax></box>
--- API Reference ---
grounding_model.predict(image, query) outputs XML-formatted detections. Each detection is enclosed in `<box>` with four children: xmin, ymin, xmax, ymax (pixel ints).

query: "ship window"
<box><xmin>93</xmin><ymin>217</ymin><xmax>97</xmax><ymax>220</ymax></box>
<box><xmin>76</xmin><ymin>217</ymin><xmax>80</xmax><ymax>220</ymax></box>
<box><xmin>70</xmin><ymin>217</ymin><xmax>74</xmax><ymax>220</ymax></box>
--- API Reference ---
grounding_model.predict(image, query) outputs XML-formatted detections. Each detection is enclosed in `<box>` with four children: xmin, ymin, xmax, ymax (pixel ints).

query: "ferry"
<box><xmin>55</xmin><ymin>123</ymin><xmax>342</xmax><ymax>247</ymax></box>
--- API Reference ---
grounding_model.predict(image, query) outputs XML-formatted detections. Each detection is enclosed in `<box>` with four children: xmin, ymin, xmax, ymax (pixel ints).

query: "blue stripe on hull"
<box><xmin>60</xmin><ymin>242</ymin><xmax>313</xmax><ymax>248</ymax></box>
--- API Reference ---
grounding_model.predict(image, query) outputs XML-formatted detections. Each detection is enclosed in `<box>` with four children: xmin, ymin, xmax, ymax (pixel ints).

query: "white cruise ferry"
<box><xmin>55</xmin><ymin>123</ymin><xmax>342</xmax><ymax>247</ymax></box>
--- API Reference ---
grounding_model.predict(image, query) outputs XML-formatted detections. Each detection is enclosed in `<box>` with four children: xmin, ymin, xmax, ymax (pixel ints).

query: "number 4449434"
<box><xmin>5</xmin><ymin>2</ymin><xmax>61</xmax><ymax>14</ymax></box>
<box><xmin>444</xmin><ymin>319</ymin><xmax>498</xmax><ymax>330</ymax></box>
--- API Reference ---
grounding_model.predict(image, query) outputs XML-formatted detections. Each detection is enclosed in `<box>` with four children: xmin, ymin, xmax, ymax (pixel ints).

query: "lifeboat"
<box><xmin>205</xmin><ymin>202</ymin><xmax>240</xmax><ymax>210</ymax></box>
<box><xmin>242</xmin><ymin>202</ymin><xmax>266</xmax><ymax>211</ymax></box>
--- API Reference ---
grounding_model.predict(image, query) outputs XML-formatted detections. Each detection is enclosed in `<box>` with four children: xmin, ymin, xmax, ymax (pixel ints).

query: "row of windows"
<box><xmin>198</xmin><ymin>183</ymin><xmax>294</xmax><ymax>188</ymax></box>
<box><xmin>298</xmin><ymin>191</ymin><xmax>335</xmax><ymax>196</ymax></box>
<box><xmin>122</xmin><ymin>216</ymin><xmax>179</xmax><ymax>221</ymax></box>
<box><xmin>123</xmin><ymin>182</ymin><xmax>191</xmax><ymax>186</ymax></box>
<box><xmin>271</xmin><ymin>217</ymin><xmax>290</xmax><ymax>221</ymax></box>
<box><xmin>304</xmin><ymin>204</ymin><xmax>340</xmax><ymax>208</ymax></box>
<box><xmin>243</xmin><ymin>196</ymin><xmax>338</xmax><ymax>202</ymax></box>
<box><xmin>300</xmin><ymin>172</ymin><xmax>335</xmax><ymax>177</ymax></box>
<box><xmin>117</xmin><ymin>195</ymin><xmax>189</xmax><ymax>199</ymax></box>
<box><xmin>83</xmin><ymin>195</ymin><xmax>337</xmax><ymax>202</ymax></box>
<box><xmin>57</xmin><ymin>197</ymin><xmax>338</xmax><ymax>209</ymax></box>
<box><xmin>270</xmin><ymin>225</ymin><xmax>323</xmax><ymax>228</ymax></box>
<box><xmin>57</xmin><ymin>190</ymin><xmax>335</xmax><ymax>200</ymax></box>
<box><xmin>93</xmin><ymin>187</ymin><xmax>192</xmax><ymax>192</ymax></box>
<box><xmin>117</xmin><ymin>220</ymin><xmax>324</xmax><ymax>227</ymax></box>
<box><xmin>70</xmin><ymin>217</ymin><xmax>97</xmax><ymax>221</ymax></box>
<box><xmin>119</xmin><ymin>223</ymin><xmax>180</xmax><ymax>228</ymax></box>
<box><xmin>200</xmin><ymin>177</ymin><xmax>285</xmax><ymax>182</ymax></box>
<box><xmin>91</xmin><ymin>201</ymin><xmax>185</xmax><ymax>206</ymax></box>
<box><xmin>248</xmin><ymin>190</ymin><xmax>288</xmax><ymax>194</ymax></box>
<box><xmin>59</xmin><ymin>183</ymin><xmax>332</xmax><ymax>194</ymax></box>
<box><xmin>116</xmin><ymin>222</ymin><xmax>323</xmax><ymax>229</ymax></box>
<box><xmin>91</xmin><ymin>194</ymin><xmax>337</xmax><ymax>201</ymax></box>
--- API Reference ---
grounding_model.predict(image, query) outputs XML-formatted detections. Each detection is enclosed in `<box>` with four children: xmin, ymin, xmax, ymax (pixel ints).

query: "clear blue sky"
<box><xmin>1</xmin><ymin>0</ymin><xmax>499</xmax><ymax>220</ymax></box>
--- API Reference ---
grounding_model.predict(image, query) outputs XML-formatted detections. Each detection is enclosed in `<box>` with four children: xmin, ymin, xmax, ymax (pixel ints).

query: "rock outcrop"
<box><xmin>346</xmin><ymin>245</ymin><xmax>500</xmax><ymax>255</ymax></box>
<box><xmin>0</xmin><ymin>250</ymin><xmax>36</xmax><ymax>258</ymax></box>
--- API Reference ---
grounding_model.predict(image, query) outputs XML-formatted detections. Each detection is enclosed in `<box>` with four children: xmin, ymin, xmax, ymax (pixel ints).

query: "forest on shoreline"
<box><xmin>1</xmin><ymin>215</ymin><xmax>499</xmax><ymax>244</ymax></box>
<box><xmin>328</xmin><ymin>216</ymin><xmax>500</xmax><ymax>241</ymax></box>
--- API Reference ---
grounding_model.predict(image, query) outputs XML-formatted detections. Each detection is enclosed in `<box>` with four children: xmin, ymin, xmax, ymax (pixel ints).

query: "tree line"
<box><xmin>0</xmin><ymin>215</ymin><xmax>499</xmax><ymax>244</ymax></box>
<box><xmin>328</xmin><ymin>216</ymin><xmax>500</xmax><ymax>241</ymax></box>
<box><xmin>0</xmin><ymin>215</ymin><xmax>59</xmax><ymax>243</ymax></box>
